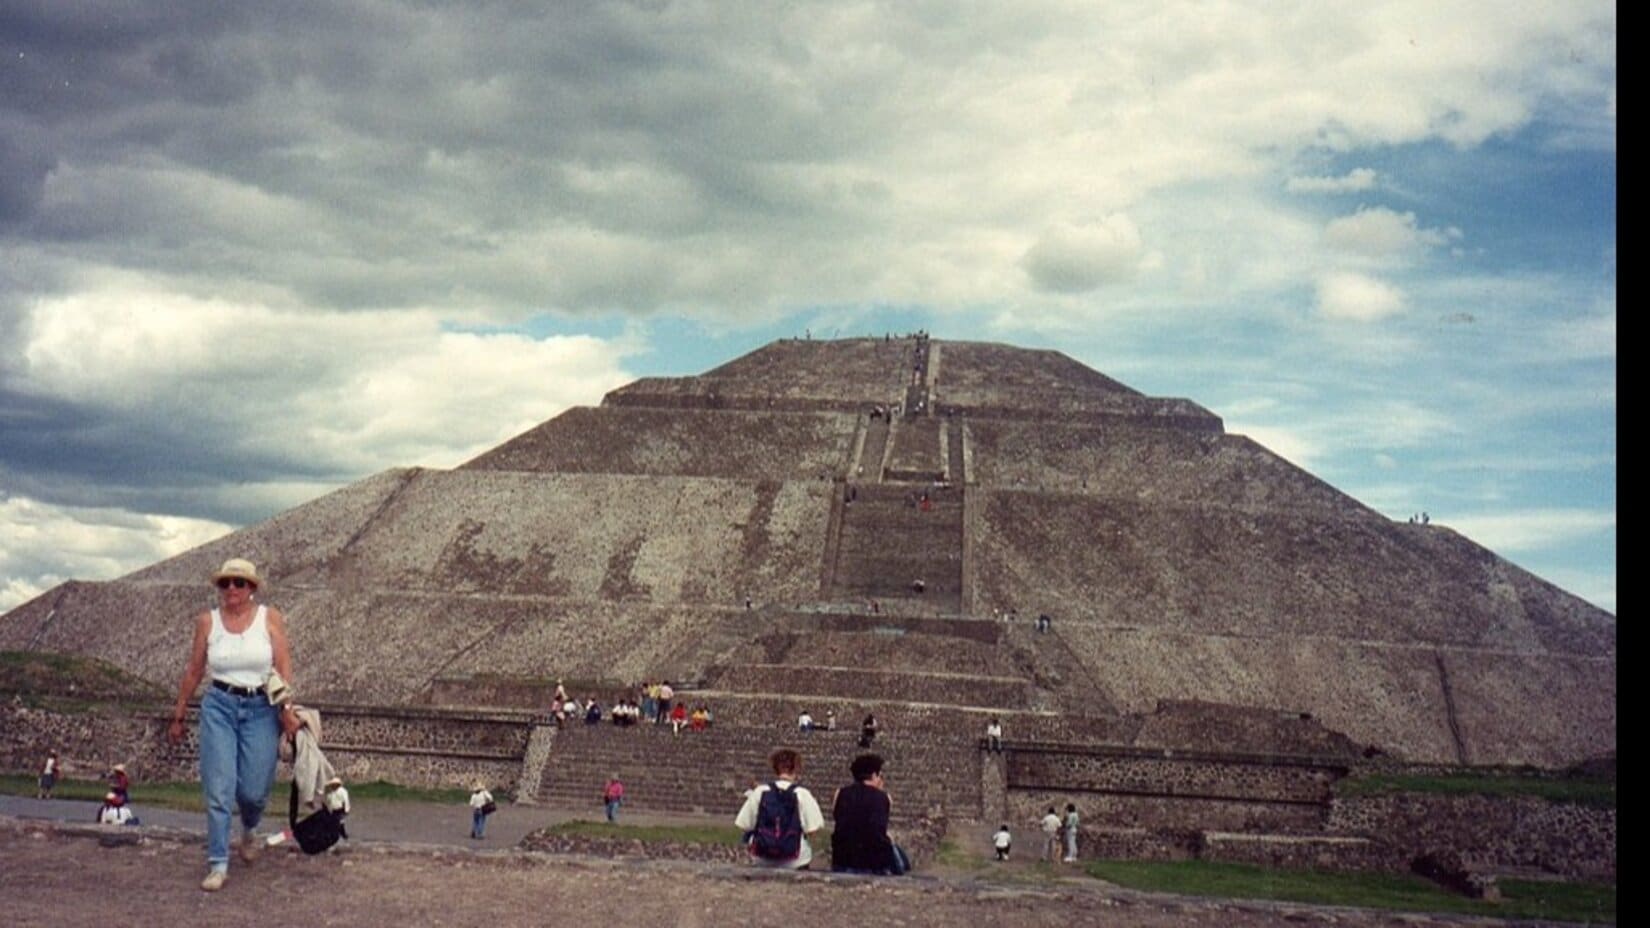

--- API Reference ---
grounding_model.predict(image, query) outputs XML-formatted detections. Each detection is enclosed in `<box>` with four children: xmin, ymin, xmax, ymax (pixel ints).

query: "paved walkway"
<box><xmin>0</xmin><ymin>794</ymin><xmax>730</xmax><ymax>850</ymax></box>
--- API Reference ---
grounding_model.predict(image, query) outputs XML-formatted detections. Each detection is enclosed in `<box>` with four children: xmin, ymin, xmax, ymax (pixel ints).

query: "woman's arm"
<box><xmin>166</xmin><ymin>612</ymin><xmax>212</xmax><ymax>744</ymax></box>
<box><xmin>266</xmin><ymin>606</ymin><xmax>302</xmax><ymax>736</ymax></box>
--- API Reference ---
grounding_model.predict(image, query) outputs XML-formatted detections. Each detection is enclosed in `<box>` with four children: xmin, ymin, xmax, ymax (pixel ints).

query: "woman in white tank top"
<box><xmin>167</xmin><ymin>558</ymin><xmax>299</xmax><ymax>892</ymax></box>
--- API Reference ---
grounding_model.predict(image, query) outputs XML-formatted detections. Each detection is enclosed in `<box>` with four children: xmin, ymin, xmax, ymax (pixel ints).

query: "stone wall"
<box><xmin>1327</xmin><ymin>793</ymin><xmax>1615</xmax><ymax>881</ymax></box>
<box><xmin>1006</xmin><ymin>789</ymin><xmax>1326</xmax><ymax>834</ymax></box>
<box><xmin>712</xmin><ymin>664</ymin><xmax>1030</xmax><ymax>707</ymax></box>
<box><xmin>1007</xmin><ymin>749</ymin><xmax>1341</xmax><ymax>804</ymax></box>
<box><xmin>2</xmin><ymin>703</ymin><xmax>534</xmax><ymax>795</ymax></box>
<box><xmin>463</xmin><ymin>407</ymin><xmax>859</xmax><ymax>481</ymax></box>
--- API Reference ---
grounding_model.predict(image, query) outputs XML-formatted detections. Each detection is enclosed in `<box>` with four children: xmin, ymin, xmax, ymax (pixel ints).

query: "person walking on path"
<box><xmin>1062</xmin><ymin>803</ymin><xmax>1080</xmax><ymax>863</ymax></box>
<box><xmin>603</xmin><ymin>776</ymin><xmax>625</xmax><ymax>823</ymax></box>
<box><xmin>985</xmin><ymin>718</ymin><xmax>1003</xmax><ymax>753</ymax></box>
<box><xmin>166</xmin><ymin>557</ymin><xmax>302</xmax><ymax>892</ymax></box>
<box><xmin>1040</xmin><ymin>806</ymin><xmax>1062</xmax><ymax>863</ymax></box>
<box><xmin>469</xmin><ymin>782</ymin><xmax>495</xmax><ymax>839</ymax></box>
<box><xmin>38</xmin><ymin>751</ymin><xmax>59</xmax><ymax>799</ymax></box>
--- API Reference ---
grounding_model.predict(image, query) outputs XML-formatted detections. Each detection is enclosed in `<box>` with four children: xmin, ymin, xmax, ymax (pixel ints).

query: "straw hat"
<box><xmin>325</xmin><ymin>776</ymin><xmax>343</xmax><ymax>789</ymax></box>
<box><xmin>211</xmin><ymin>558</ymin><xmax>264</xmax><ymax>588</ymax></box>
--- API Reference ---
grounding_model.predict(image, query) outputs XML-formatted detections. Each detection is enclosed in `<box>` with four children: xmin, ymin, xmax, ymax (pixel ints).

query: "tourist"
<box><xmin>1040</xmin><ymin>806</ymin><xmax>1062</xmax><ymax>862</ymax></box>
<box><xmin>985</xmin><ymin>718</ymin><xmax>1003</xmax><ymax>753</ymax></box>
<box><xmin>825</xmin><ymin>710</ymin><xmax>837</xmax><ymax>731</ymax></box>
<box><xmin>670</xmin><ymin>700</ymin><xmax>688</xmax><ymax>734</ymax></box>
<box><xmin>469</xmin><ymin>782</ymin><xmax>495</xmax><ymax>839</ymax></box>
<box><xmin>992</xmin><ymin>823</ymin><xmax>1013</xmax><ymax>860</ymax></box>
<box><xmin>735</xmin><ymin>749</ymin><xmax>825</xmax><ymax>870</ymax></box>
<box><xmin>691</xmin><ymin>705</ymin><xmax>709</xmax><ymax>732</ymax></box>
<box><xmin>657</xmin><ymin>680</ymin><xmax>675</xmax><ymax>725</ymax></box>
<box><xmin>1062</xmin><ymin>803</ymin><xmax>1080</xmax><ymax>863</ymax></box>
<box><xmin>97</xmin><ymin>791</ymin><xmax>134</xmax><ymax>825</ymax></box>
<box><xmin>798</xmin><ymin>710</ymin><xmax>815</xmax><ymax>733</ymax></box>
<box><xmin>642</xmin><ymin>680</ymin><xmax>658</xmax><ymax>722</ymax></box>
<box><xmin>603</xmin><ymin>775</ymin><xmax>625</xmax><ymax>823</ymax></box>
<box><xmin>830</xmin><ymin>753</ymin><xmax>908</xmax><ymax>875</ymax></box>
<box><xmin>859</xmin><ymin>713</ymin><xmax>880</xmax><ymax>749</ymax></box>
<box><xmin>324</xmin><ymin>776</ymin><xmax>351</xmax><ymax>841</ymax></box>
<box><xmin>166</xmin><ymin>558</ymin><xmax>302</xmax><ymax>892</ymax></box>
<box><xmin>38</xmin><ymin>751</ymin><xmax>58</xmax><ymax>799</ymax></box>
<box><xmin>108</xmin><ymin>763</ymin><xmax>130</xmax><ymax>803</ymax></box>
<box><xmin>553</xmin><ymin>679</ymin><xmax>569</xmax><ymax>704</ymax></box>
<box><xmin>584</xmin><ymin>698</ymin><xmax>603</xmax><ymax>725</ymax></box>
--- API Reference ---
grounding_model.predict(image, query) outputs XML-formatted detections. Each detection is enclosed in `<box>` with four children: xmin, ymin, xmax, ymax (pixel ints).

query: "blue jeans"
<box><xmin>198</xmin><ymin>686</ymin><xmax>280</xmax><ymax>868</ymax></box>
<box><xmin>605</xmin><ymin>798</ymin><xmax>621</xmax><ymax>823</ymax></box>
<box><xmin>472</xmin><ymin>809</ymin><xmax>487</xmax><ymax>838</ymax></box>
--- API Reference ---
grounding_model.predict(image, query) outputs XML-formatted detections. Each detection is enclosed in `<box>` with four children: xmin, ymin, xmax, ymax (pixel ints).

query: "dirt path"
<box><xmin>1</xmin><ymin>818</ymin><xmax>1525</xmax><ymax>928</ymax></box>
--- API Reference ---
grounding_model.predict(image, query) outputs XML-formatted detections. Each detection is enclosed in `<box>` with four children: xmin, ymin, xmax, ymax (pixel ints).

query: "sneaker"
<box><xmin>200</xmin><ymin>869</ymin><xmax>227</xmax><ymax>892</ymax></box>
<box><xmin>239</xmin><ymin>834</ymin><xmax>262</xmax><ymax>864</ymax></box>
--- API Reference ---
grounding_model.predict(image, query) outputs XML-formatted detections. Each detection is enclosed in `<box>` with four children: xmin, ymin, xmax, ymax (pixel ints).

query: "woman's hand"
<box><xmin>166</xmin><ymin>717</ymin><xmax>187</xmax><ymax>745</ymax></box>
<box><xmin>279</xmin><ymin>706</ymin><xmax>302</xmax><ymax>737</ymax></box>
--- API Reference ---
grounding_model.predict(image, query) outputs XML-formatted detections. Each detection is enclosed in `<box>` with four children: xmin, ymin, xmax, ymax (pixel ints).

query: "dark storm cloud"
<box><xmin>2</xmin><ymin>1</ymin><xmax>885</xmax><ymax>314</ymax></box>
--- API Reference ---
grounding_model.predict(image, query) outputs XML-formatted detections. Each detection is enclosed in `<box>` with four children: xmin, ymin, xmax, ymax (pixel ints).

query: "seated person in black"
<box><xmin>830</xmin><ymin>753</ymin><xmax>906</xmax><ymax>875</ymax></box>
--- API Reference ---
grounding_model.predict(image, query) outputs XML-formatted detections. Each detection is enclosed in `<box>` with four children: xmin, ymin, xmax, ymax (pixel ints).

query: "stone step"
<box><xmin>712</xmin><ymin>664</ymin><xmax>1032</xmax><ymax>706</ymax></box>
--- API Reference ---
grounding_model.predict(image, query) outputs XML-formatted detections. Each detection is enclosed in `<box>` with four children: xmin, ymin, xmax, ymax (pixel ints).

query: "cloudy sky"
<box><xmin>0</xmin><ymin>2</ymin><xmax>1614</xmax><ymax>613</ymax></box>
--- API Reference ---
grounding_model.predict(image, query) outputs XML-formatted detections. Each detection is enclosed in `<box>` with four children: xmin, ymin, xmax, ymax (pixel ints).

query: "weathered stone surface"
<box><xmin>0</xmin><ymin>336</ymin><xmax>1614</xmax><ymax>773</ymax></box>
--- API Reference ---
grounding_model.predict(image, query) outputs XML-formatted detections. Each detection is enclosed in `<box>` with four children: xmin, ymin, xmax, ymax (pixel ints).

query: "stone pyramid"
<box><xmin>0</xmin><ymin>337</ymin><xmax>1614</xmax><ymax>767</ymax></box>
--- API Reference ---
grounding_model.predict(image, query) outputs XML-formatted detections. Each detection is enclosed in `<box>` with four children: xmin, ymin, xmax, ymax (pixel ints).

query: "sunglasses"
<box><xmin>216</xmin><ymin>578</ymin><xmax>253</xmax><ymax>590</ymax></box>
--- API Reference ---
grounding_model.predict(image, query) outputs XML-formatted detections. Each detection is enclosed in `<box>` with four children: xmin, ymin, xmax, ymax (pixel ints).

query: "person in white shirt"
<box><xmin>797</xmin><ymin>710</ymin><xmax>815</xmax><ymax>733</ymax></box>
<box><xmin>98</xmin><ymin>792</ymin><xmax>134</xmax><ymax>825</ymax></box>
<box><xmin>1040</xmin><ymin>807</ymin><xmax>1062</xmax><ymax>862</ymax></box>
<box><xmin>324</xmin><ymin>777</ymin><xmax>351</xmax><ymax>840</ymax></box>
<box><xmin>469</xmin><ymin>783</ymin><xmax>495</xmax><ymax>839</ymax></box>
<box><xmin>985</xmin><ymin>718</ymin><xmax>1003</xmax><ymax>753</ymax></box>
<box><xmin>735</xmin><ymin>749</ymin><xmax>825</xmax><ymax>869</ymax></box>
<box><xmin>992</xmin><ymin>824</ymin><xmax>1013</xmax><ymax>860</ymax></box>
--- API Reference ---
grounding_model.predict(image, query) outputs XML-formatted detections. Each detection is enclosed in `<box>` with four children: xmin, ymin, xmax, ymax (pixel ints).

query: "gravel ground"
<box><xmin>1</xmin><ymin>816</ymin><xmax>1534</xmax><ymax>928</ymax></box>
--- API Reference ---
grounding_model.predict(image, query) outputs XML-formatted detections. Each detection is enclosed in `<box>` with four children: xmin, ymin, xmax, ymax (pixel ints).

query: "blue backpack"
<box><xmin>749</xmin><ymin>782</ymin><xmax>804</xmax><ymax>861</ymax></box>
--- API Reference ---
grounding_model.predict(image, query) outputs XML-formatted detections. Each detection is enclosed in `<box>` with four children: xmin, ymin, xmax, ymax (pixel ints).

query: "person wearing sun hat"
<box><xmin>166</xmin><ymin>557</ymin><xmax>302</xmax><ymax>891</ymax></box>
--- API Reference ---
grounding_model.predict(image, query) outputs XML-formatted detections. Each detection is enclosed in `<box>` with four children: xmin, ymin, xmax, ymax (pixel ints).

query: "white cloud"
<box><xmin>1325</xmin><ymin>207</ymin><xmax>1457</xmax><ymax>258</ymax></box>
<box><xmin>1286</xmin><ymin>168</ymin><xmax>1378</xmax><ymax>193</ymax></box>
<box><xmin>1226</xmin><ymin>422</ymin><xmax>1323</xmax><ymax>468</ymax></box>
<box><xmin>1316</xmin><ymin>271</ymin><xmax>1406</xmax><ymax>321</ymax></box>
<box><xmin>19</xmin><ymin>278</ymin><xmax>635</xmax><ymax>475</ymax></box>
<box><xmin>0</xmin><ymin>495</ymin><xmax>233</xmax><ymax>612</ymax></box>
<box><xmin>1020</xmin><ymin>216</ymin><xmax>1145</xmax><ymax>293</ymax></box>
<box><xmin>1445</xmin><ymin>508</ymin><xmax>1616</xmax><ymax>554</ymax></box>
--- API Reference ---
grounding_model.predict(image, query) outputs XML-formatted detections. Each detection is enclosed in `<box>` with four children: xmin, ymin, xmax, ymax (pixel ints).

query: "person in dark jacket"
<box><xmin>830</xmin><ymin>753</ymin><xmax>907</xmax><ymax>875</ymax></box>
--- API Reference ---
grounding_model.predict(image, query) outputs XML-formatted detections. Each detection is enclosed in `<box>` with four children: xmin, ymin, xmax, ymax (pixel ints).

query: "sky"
<box><xmin>0</xmin><ymin>2</ymin><xmax>1615</xmax><ymax>614</ymax></box>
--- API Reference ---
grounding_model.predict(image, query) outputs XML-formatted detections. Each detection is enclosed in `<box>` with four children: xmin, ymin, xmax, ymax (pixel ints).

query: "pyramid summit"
<box><xmin>0</xmin><ymin>335</ymin><xmax>1614</xmax><ymax>767</ymax></box>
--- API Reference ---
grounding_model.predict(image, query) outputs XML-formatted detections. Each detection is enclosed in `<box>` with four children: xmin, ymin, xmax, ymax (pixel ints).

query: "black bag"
<box><xmin>289</xmin><ymin>780</ymin><xmax>343</xmax><ymax>855</ymax></box>
<box><xmin>481</xmin><ymin>800</ymin><xmax>498</xmax><ymax>816</ymax></box>
<box><xmin>748</xmin><ymin>782</ymin><xmax>804</xmax><ymax>861</ymax></box>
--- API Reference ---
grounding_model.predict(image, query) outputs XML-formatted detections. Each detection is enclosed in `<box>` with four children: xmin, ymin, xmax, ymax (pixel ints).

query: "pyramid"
<box><xmin>0</xmin><ymin>337</ymin><xmax>1614</xmax><ymax>767</ymax></box>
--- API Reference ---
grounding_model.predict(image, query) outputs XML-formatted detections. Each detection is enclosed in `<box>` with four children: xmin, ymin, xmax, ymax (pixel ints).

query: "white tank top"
<box><xmin>207</xmin><ymin>605</ymin><xmax>273</xmax><ymax>688</ymax></box>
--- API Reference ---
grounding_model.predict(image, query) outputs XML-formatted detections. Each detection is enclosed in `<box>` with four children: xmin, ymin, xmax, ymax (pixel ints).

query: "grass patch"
<box><xmin>1338</xmin><ymin>771</ymin><xmax>1616</xmax><ymax>808</ymax></box>
<box><xmin>2</xmin><ymin>776</ymin><xmax>485</xmax><ymax>813</ymax></box>
<box><xmin>933</xmin><ymin>837</ymin><xmax>991</xmax><ymax>873</ymax></box>
<box><xmin>0</xmin><ymin>651</ymin><xmax>167</xmax><ymax>708</ymax></box>
<box><xmin>541</xmin><ymin>819</ymin><xmax>742</xmax><ymax>846</ymax></box>
<box><xmin>1086</xmin><ymin>859</ymin><xmax>1614</xmax><ymax>923</ymax></box>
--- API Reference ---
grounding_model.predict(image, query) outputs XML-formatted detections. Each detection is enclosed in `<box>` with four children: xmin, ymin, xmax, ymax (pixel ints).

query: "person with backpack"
<box><xmin>734</xmin><ymin>748</ymin><xmax>824</xmax><ymax>869</ymax></box>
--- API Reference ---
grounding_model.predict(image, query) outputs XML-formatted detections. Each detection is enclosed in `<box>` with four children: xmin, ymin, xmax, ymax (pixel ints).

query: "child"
<box><xmin>992</xmin><ymin>823</ymin><xmax>1012</xmax><ymax>860</ymax></box>
<box><xmin>324</xmin><ymin>776</ymin><xmax>351</xmax><ymax>840</ymax></box>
